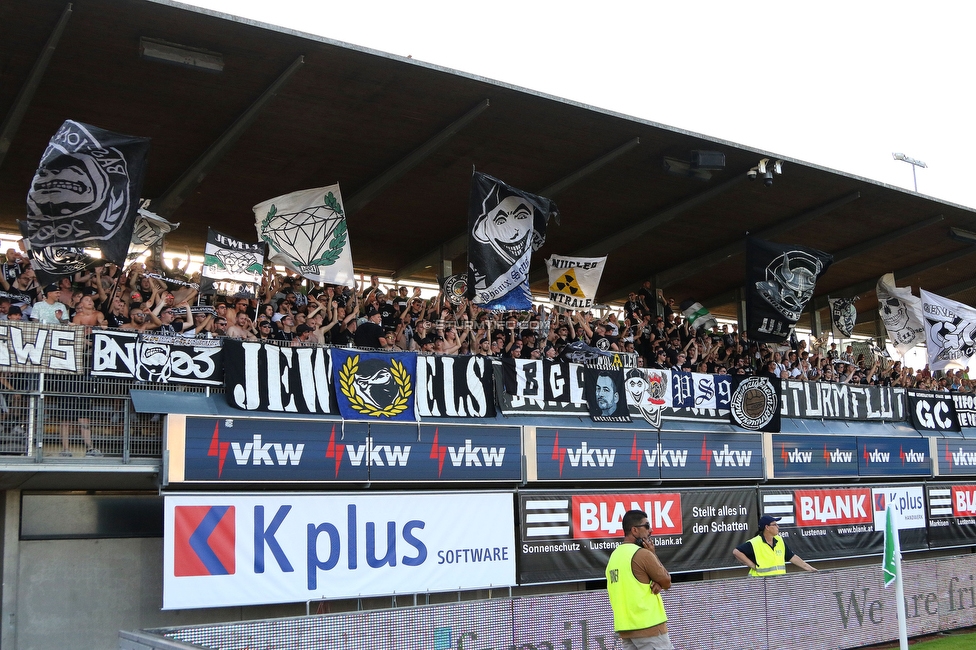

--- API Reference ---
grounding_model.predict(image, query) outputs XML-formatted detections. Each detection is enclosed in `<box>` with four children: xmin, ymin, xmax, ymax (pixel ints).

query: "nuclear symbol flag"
<box><xmin>254</xmin><ymin>184</ymin><xmax>355</xmax><ymax>287</ymax></box>
<box><xmin>545</xmin><ymin>255</ymin><xmax>607</xmax><ymax>309</ymax></box>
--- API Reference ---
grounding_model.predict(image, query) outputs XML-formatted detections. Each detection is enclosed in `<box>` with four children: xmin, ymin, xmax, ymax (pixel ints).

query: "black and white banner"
<box><xmin>583</xmin><ymin>367</ymin><xmax>631</xmax><ymax>423</ymax></box>
<box><xmin>920</xmin><ymin>288</ymin><xmax>976</xmax><ymax>372</ymax></box>
<box><xmin>128</xmin><ymin>208</ymin><xmax>178</xmax><ymax>261</ymax></box>
<box><xmin>0</xmin><ymin>322</ymin><xmax>84</xmax><ymax>374</ymax></box>
<box><xmin>501</xmin><ymin>358</ymin><xmax>583</xmax><ymax>403</ymax></box>
<box><xmin>416</xmin><ymin>355</ymin><xmax>496</xmax><ymax>418</ymax></box>
<box><xmin>20</xmin><ymin>120</ymin><xmax>150</xmax><ymax>282</ymax></box>
<box><xmin>746</xmin><ymin>238</ymin><xmax>833</xmax><ymax>343</ymax></box>
<box><xmin>908</xmin><ymin>390</ymin><xmax>961</xmax><ymax>434</ymax></box>
<box><xmin>623</xmin><ymin>368</ymin><xmax>671</xmax><ymax>428</ymax></box>
<box><xmin>952</xmin><ymin>393</ymin><xmax>976</xmax><ymax>429</ymax></box>
<box><xmin>201</xmin><ymin>228</ymin><xmax>265</xmax><ymax>297</ymax></box>
<box><xmin>828</xmin><ymin>296</ymin><xmax>858</xmax><ymax>339</ymax></box>
<box><xmin>91</xmin><ymin>330</ymin><xmax>223</xmax><ymax>386</ymax></box>
<box><xmin>466</xmin><ymin>171</ymin><xmax>558</xmax><ymax>311</ymax></box>
<box><xmin>729</xmin><ymin>375</ymin><xmax>781</xmax><ymax>432</ymax></box>
<box><xmin>877</xmin><ymin>273</ymin><xmax>925</xmax><ymax>356</ymax></box>
<box><xmin>780</xmin><ymin>380</ymin><xmax>906</xmax><ymax>421</ymax></box>
<box><xmin>223</xmin><ymin>339</ymin><xmax>337</xmax><ymax>414</ymax></box>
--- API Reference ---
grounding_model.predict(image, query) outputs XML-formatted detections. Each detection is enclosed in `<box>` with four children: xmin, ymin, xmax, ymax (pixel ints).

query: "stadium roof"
<box><xmin>3</xmin><ymin>0</ymin><xmax>976</xmax><ymax>334</ymax></box>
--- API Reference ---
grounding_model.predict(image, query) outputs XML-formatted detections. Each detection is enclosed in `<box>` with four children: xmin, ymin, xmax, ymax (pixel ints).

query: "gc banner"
<box><xmin>92</xmin><ymin>330</ymin><xmax>223</xmax><ymax>385</ymax></box>
<box><xmin>758</xmin><ymin>484</ymin><xmax>926</xmax><ymax>561</ymax></box>
<box><xmin>518</xmin><ymin>487</ymin><xmax>757</xmax><ymax>583</ymax></box>
<box><xmin>0</xmin><ymin>321</ymin><xmax>84</xmax><ymax>374</ymax></box>
<box><xmin>163</xmin><ymin>491</ymin><xmax>516</xmax><ymax>609</ymax></box>
<box><xmin>908</xmin><ymin>390</ymin><xmax>961</xmax><ymax>434</ymax></box>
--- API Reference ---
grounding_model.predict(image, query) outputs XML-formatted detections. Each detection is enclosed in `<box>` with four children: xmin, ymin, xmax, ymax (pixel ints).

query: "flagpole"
<box><xmin>885</xmin><ymin>504</ymin><xmax>909</xmax><ymax>650</ymax></box>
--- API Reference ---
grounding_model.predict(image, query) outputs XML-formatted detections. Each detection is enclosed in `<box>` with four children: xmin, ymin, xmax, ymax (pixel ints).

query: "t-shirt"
<box><xmin>30</xmin><ymin>300</ymin><xmax>69</xmax><ymax>324</ymax></box>
<box><xmin>354</xmin><ymin>321</ymin><xmax>386</xmax><ymax>348</ymax></box>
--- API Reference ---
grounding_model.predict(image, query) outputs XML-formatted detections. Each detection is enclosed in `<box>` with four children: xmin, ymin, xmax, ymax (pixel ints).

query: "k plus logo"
<box><xmin>429</xmin><ymin>428</ymin><xmax>505</xmax><ymax>477</ymax></box>
<box><xmin>174</xmin><ymin>505</ymin><xmax>235</xmax><ymax>576</ymax></box>
<box><xmin>700</xmin><ymin>435</ymin><xmax>752</xmax><ymax>474</ymax></box>
<box><xmin>572</xmin><ymin>493</ymin><xmax>682</xmax><ymax>538</ymax></box>
<box><xmin>794</xmin><ymin>488</ymin><xmax>871</xmax><ymax>526</ymax></box>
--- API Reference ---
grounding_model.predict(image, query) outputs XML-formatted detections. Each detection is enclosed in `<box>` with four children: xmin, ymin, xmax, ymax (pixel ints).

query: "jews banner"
<box><xmin>758</xmin><ymin>484</ymin><xmax>927</xmax><ymax>561</ymax></box>
<box><xmin>517</xmin><ymin>487</ymin><xmax>757</xmax><ymax>583</ymax></box>
<box><xmin>0</xmin><ymin>322</ymin><xmax>85</xmax><ymax>374</ymax></box>
<box><xmin>91</xmin><ymin>330</ymin><xmax>223</xmax><ymax>386</ymax></box>
<box><xmin>331</xmin><ymin>349</ymin><xmax>418</xmax><ymax>422</ymax></box>
<box><xmin>222</xmin><ymin>339</ymin><xmax>337</xmax><ymax>415</ymax></box>
<box><xmin>779</xmin><ymin>380</ymin><xmax>906</xmax><ymax>421</ymax></box>
<box><xmin>415</xmin><ymin>354</ymin><xmax>495</xmax><ymax>418</ymax></box>
<box><xmin>926</xmin><ymin>482</ymin><xmax>976</xmax><ymax>549</ymax></box>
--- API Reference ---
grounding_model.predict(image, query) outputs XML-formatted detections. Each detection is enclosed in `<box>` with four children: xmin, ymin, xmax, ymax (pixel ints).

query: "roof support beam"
<box><xmin>152</xmin><ymin>55</ymin><xmax>305</xmax><ymax>217</ymax></box>
<box><xmin>651</xmin><ymin>191</ymin><xmax>861</xmax><ymax>292</ymax></box>
<box><xmin>345</xmin><ymin>98</ymin><xmax>491</xmax><ymax>216</ymax></box>
<box><xmin>392</xmin><ymin>136</ymin><xmax>641</xmax><ymax>280</ymax></box>
<box><xmin>0</xmin><ymin>3</ymin><xmax>73</xmax><ymax>169</ymax></box>
<box><xmin>824</xmin><ymin>213</ymin><xmax>944</xmax><ymax>266</ymax></box>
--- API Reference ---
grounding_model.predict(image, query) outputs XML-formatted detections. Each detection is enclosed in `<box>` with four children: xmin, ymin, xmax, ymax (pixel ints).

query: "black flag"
<box><xmin>465</xmin><ymin>171</ymin><xmax>558</xmax><ymax>310</ymax></box>
<box><xmin>729</xmin><ymin>375</ymin><xmax>781</xmax><ymax>432</ymax></box>
<box><xmin>746</xmin><ymin>238</ymin><xmax>832</xmax><ymax>343</ymax></box>
<box><xmin>20</xmin><ymin>120</ymin><xmax>150</xmax><ymax>282</ymax></box>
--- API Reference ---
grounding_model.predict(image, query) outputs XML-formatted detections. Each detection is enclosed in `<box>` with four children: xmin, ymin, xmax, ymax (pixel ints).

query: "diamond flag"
<box><xmin>254</xmin><ymin>184</ymin><xmax>354</xmax><ymax>287</ymax></box>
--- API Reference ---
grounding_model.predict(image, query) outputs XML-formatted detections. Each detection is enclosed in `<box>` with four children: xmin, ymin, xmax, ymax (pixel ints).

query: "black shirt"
<box><xmin>354</xmin><ymin>321</ymin><xmax>386</xmax><ymax>349</ymax></box>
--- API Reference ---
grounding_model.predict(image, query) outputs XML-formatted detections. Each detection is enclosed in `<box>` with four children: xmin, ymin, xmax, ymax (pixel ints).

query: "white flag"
<box><xmin>545</xmin><ymin>255</ymin><xmax>607</xmax><ymax>309</ymax></box>
<box><xmin>254</xmin><ymin>184</ymin><xmax>355</xmax><ymax>287</ymax></box>
<box><xmin>919</xmin><ymin>289</ymin><xmax>976</xmax><ymax>371</ymax></box>
<box><xmin>877</xmin><ymin>274</ymin><xmax>925</xmax><ymax>356</ymax></box>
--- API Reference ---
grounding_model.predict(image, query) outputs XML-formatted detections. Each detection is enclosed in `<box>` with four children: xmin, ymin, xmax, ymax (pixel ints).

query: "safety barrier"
<box><xmin>132</xmin><ymin>553</ymin><xmax>976</xmax><ymax>650</ymax></box>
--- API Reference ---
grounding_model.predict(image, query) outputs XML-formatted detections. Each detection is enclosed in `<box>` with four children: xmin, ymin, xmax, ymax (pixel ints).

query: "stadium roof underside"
<box><xmin>3</xmin><ymin>0</ymin><xmax>976</xmax><ymax>336</ymax></box>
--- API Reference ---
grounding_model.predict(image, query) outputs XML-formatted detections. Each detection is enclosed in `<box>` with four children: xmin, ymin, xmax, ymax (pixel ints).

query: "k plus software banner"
<box><xmin>779</xmin><ymin>381</ymin><xmax>906</xmax><ymax>421</ymax></box>
<box><xmin>936</xmin><ymin>438</ymin><xmax>976</xmax><ymax>476</ymax></box>
<box><xmin>770</xmin><ymin>435</ymin><xmax>858</xmax><ymax>479</ymax></box>
<box><xmin>658</xmin><ymin>432</ymin><xmax>763</xmax><ymax>480</ymax></box>
<box><xmin>857</xmin><ymin>437</ymin><xmax>931</xmax><ymax>477</ymax></box>
<box><xmin>163</xmin><ymin>491</ymin><xmax>516</xmax><ymax>609</ymax></box>
<box><xmin>926</xmin><ymin>482</ymin><xmax>976</xmax><ymax>548</ymax></box>
<box><xmin>758</xmin><ymin>484</ymin><xmax>926</xmax><ymax>561</ymax></box>
<box><xmin>518</xmin><ymin>488</ymin><xmax>757</xmax><ymax>583</ymax></box>
<box><xmin>908</xmin><ymin>390</ymin><xmax>961</xmax><ymax>434</ymax></box>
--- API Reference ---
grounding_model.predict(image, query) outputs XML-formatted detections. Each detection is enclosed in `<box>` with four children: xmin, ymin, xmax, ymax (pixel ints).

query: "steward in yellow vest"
<box><xmin>605</xmin><ymin>509</ymin><xmax>675</xmax><ymax>650</ymax></box>
<box><xmin>732</xmin><ymin>515</ymin><xmax>817</xmax><ymax>576</ymax></box>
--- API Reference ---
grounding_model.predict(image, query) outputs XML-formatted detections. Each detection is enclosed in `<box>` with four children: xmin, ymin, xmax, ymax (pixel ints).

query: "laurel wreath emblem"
<box><xmin>338</xmin><ymin>355</ymin><xmax>412</xmax><ymax>417</ymax></box>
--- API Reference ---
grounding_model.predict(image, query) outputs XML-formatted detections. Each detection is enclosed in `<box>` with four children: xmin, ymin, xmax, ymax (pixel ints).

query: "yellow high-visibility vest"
<box><xmin>748</xmin><ymin>534</ymin><xmax>786</xmax><ymax>577</ymax></box>
<box><xmin>605</xmin><ymin>543</ymin><xmax>667</xmax><ymax>631</ymax></box>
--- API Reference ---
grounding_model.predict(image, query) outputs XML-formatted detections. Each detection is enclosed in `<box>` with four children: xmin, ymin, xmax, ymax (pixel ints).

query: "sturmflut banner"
<box><xmin>91</xmin><ymin>330</ymin><xmax>223</xmax><ymax>385</ymax></box>
<box><xmin>163</xmin><ymin>492</ymin><xmax>516</xmax><ymax>609</ymax></box>
<box><xmin>0</xmin><ymin>322</ymin><xmax>84</xmax><ymax>373</ymax></box>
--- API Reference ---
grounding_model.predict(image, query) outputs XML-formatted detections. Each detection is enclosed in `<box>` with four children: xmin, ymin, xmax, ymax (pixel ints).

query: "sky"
<box><xmin>179</xmin><ymin>0</ymin><xmax>976</xmax><ymax>210</ymax></box>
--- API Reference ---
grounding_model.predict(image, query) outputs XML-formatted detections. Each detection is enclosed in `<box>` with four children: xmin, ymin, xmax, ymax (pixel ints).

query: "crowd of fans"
<box><xmin>0</xmin><ymin>248</ymin><xmax>972</xmax><ymax>393</ymax></box>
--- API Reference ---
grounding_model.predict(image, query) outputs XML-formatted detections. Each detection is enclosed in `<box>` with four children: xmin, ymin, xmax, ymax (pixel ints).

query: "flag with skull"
<box><xmin>465</xmin><ymin>172</ymin><xmax>558</xmax><ymax>310</ymax></box>
<box><xmin>746</xmin><ymin>238</ymin><xmax>833</xmax><ymax>343</ymax></box>
<box><xmin>876</xmin><ymin>273</ymin><xmax>925</xmax><ymax>356</ymax></box>
<box><xmin>201</xmin><ymin>228</ymin><xmax>265</xmax><ymax>298</ymax></box>
<box><xmin>828</xmin><ymin>296</ymin><xmax>858</xmax><ymax>339</ymax></box>
<box><xmin>254</xmin><ymin>184</ymin><xmax>355</xmax><ymax>288</ymax></box>
<box><xmin>19</xmin><ymin>120</ymin><xmax>150</xmax><ymax>283</ymax></box>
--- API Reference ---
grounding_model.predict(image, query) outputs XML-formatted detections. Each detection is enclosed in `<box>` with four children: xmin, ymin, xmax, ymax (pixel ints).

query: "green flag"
<box><xmin>883</xmin><ymin>504</ymin><xmax>898</xmax><ymax>587</ymax></box>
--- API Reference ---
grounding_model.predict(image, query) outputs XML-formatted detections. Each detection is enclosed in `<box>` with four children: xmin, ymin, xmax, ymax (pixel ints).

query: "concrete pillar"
<box><xmin>1</xmin><ymin>489</ymin><xmax>21</xmax><ymax>650</ymax></box>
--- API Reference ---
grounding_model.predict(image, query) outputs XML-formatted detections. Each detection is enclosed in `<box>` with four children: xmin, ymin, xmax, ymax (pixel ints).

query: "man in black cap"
<box><xmin>353</xmin><ymin>306</ymin><xmax>387</xmax><ymax>349</ymax></box>
<box><xmin>30</xmin><ymin>283</ymin><xmax>69</xmax><ymax>324</ymax></box>
<box><xmin>732</xmin><ymin>515</ymin><xmax>816</xmax><ymax>576</ymax></box>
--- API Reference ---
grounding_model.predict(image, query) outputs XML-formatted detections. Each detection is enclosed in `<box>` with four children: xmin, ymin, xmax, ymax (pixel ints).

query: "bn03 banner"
<box><xmin>518</xmin><ymin>487</ymin><xmax>757</xmax><ymax>583</ymax></box>
<box><xmin>91</xmin><ymin>330</ymin><xmax>223</xmax><ymax>386</ymax></box>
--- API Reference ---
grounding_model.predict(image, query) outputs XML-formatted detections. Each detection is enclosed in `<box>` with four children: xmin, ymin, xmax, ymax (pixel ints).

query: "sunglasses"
<box><xmin>636</xmin><ymin>523</ymin><xmax>651</xmax><ymax>529</ymax></box>
<box><xmin>259</xmin><ymin>323</ymin><xmax>271</xmax><ymax>328</ymax></box>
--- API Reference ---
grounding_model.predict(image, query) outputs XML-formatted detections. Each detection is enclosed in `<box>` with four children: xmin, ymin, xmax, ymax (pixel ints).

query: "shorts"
<box><xmin>620</xmin><ymin>633</ymin><xmax>674</xmax><ymax>650</ymax></box>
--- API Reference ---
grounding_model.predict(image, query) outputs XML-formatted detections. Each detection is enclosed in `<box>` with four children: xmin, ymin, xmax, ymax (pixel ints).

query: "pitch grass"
<box><xmin>902</xmin><ymin>631</ymin><xmax>976</xmax><ymax>649</ymax></box>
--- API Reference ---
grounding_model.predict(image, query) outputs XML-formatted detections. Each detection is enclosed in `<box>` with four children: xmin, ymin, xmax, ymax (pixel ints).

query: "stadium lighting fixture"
<box><xmin>140</xmin><ymin>38</ymin><xmax>223</xmax><ymax>73</ymax></box>
<box><xmin>892</xmin><ymin>152</ymin><xmax>927</xmax><ymax>192</ymax></box>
